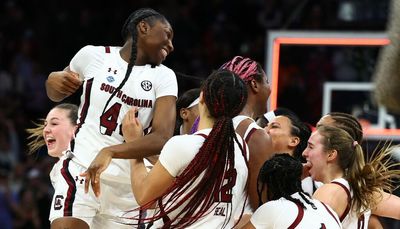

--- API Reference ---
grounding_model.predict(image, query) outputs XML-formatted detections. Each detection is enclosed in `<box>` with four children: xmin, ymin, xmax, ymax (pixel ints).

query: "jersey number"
<box><xmin>100</xmin><ymin>102</ymin><xmax>122</xmax><ymax>136</ymax></box>
<box><xmin>215</xmin><ymin>167</ymin><xmax>237</xmax><ymax>203</ymax></box>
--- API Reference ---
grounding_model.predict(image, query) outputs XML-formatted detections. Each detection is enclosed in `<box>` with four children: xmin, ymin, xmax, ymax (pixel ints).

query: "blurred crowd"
<box><xmin>0</xmin><ymin>0</ymin><xmax>391</xmax><ymax>228</ymax></box>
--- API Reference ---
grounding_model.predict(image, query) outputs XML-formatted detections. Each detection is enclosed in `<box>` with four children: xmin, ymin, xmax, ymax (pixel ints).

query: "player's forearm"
<box><xmin>46</xmin><ymin>90</ymin><xmax>67</xmax><ymax>102</ymax></box>
<box><xmin>130</xmin><ymin>159</ymin><xmax>148</xmax><ymax>205</ymax></box>
<box><xmin>107</xmin><ymin>132</ymin><xmax>171</xmax><ymax>159</ymax></box>
<box><xmin>46</xmin><ymin>73</ymin><xmax>68</xmax><ymax>102</ymax></box>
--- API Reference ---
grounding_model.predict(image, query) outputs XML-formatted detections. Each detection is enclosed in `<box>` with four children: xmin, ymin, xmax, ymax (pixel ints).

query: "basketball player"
<box><xmin>220</xmin><ymin>56</ymin><xmax>273</xmax><ymax>210</ymax></box>
<box><xmin>27</xmin><ymin>103</ymin><xmax>78</xmax><ymax>188</ymax></box>
<box><xmin>303</xmin><ymin>125</ymin><xmax>400</xmax><ymax>228</ymax></box>
<box><xmin>128</xmin><ymin>70</ymin><xmax>249</xmax><ymax>228</ymax></box>
<box><xmin>174</xmin><ymin>88</ymin><xmax>200</xmax><ymax>135</ymax></box>
<box><xmin>316</xmin><ymin>112</ymin><xmax>390</xmax><ymax>228</ymax></box>
<box><xmin>242</xmin><ymin>154</ymin><xmax>342</xmax><ymax>228</ymax></box>
<box><xmin>263</xmin><ymin>108</ymin><xmax>311</xmax><ymax>162</ymax></box>
<box><xmin>45</xmin><ymin>8</ymin><xmax>177</xmax><ymax>229</ymax></box>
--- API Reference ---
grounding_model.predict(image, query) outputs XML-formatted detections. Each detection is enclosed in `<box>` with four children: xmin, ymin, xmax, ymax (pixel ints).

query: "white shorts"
<box><xmin>49</xmin><ymin>156</ymin><xmax>143</xmax><ymax>228</ymax></box>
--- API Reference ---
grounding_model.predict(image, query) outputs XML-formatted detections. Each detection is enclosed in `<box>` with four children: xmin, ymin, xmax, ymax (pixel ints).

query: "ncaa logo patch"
<box><xmin>54</xmin><ymin>195</ymin><xmax>64</xmax><ymax>210</ymax></box>
<box><xmin>107</xmin><ymin>76</ymin><xmax>115</xmax><ymax>82</ymax></box>
<box><xmin>141</xmin><ymin>80</ymin><xmax>152</xmax><ymax>91</ymax></box>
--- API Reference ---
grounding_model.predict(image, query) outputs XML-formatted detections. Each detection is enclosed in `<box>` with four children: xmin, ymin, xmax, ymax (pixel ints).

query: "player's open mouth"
<box><xmin>46</xmin><ymin>137</ymin><xmax>56</xmax><ymax>148</ymax></box>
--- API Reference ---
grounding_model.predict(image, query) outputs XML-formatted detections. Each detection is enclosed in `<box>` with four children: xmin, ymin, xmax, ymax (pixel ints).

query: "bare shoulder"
<box><xmin>248</xmin><ymin>128</ymin><xmax>273</xmax><ymax>156</ymax></box>
<box><xmin>313</xmin><ymin>183</ymin><xmax>349</xmax><ymax>216</ymax></box>
<box><xmin>314</xmin><ymin>183</ymin><xmax>348</xmax><ymax>200</ymax></box>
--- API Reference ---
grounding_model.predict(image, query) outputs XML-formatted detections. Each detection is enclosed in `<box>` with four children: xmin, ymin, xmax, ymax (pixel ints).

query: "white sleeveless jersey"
<box><xmin>232</xmin><ymin>115</ymin><xmax>264</xmax><ymax>215</ymax></box>
<box><xmin>250</xmin><ymin>192</ymin><xmax>342</xmax><ymax>229</ymax></box>
<box><xmin>69</xmin><ymin>45</ymin><xmax>177</xmax><ymax>183</ymax></box>
<box><xmin>331</xmin><ymin>178</ymin><xmax>371</xmax><ymax>229</ymax></box>
<box><xmin>232</xmin><ymin>115</ymin><xmax>263</xmax><ymax>142</ymax></box>
<box><xmin>153</xmin><ymin>128</ymin><xmax>249</xmax><ymax>228</ymax></box>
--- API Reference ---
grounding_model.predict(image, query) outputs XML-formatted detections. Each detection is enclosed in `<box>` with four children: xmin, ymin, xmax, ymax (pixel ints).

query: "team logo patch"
<box><xmin>107</xmin><ymin>76</ymin><xmax>115</xmax><ymax>82</ymax></box>
<box><xmin>54</xmin><ymin>195</ymin><xmax>64</xmax><ymax>210</ymax></box>
<box><xmin>141</xmin><ymin>80</ymin><xmax>152</xmax><ymax>91</ymax></box>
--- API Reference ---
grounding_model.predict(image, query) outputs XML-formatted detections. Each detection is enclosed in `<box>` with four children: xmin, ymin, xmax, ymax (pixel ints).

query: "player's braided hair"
<box><xmin>136</xmin><ymin>70</ymin><xmax>248</xmax><ymax>228</ymax></box>
<box><xmin>220</xmin><ymin>56</ymin><xmax>267</xmax><ymax>83</ymax></box>
<box><xmin>257</xmin><ymin>154</ymin><xmax>315</xmax><ymax>209</ymax></box>
<box><xmin>101</xmin><ymin>8</ymin><xmax>167</xmax><ymax>134</ymax></box>
<box><xmin>325</xmin><ymin>112</ymin><xmax>363</xmax><ymax>143</ymax></box>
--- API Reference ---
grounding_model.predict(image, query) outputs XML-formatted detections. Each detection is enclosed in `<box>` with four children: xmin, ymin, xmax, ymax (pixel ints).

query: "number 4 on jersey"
<box><xmin>100</xmin><ymin>102</ymin><xmax>122</xmax><ymax>136</ymax></box>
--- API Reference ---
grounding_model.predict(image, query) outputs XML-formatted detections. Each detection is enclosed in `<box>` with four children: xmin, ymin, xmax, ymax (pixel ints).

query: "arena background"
<box><xmin>0</xmin><ymin>0</ymin><xmax>399</xmax><ymax>228</ymax></box>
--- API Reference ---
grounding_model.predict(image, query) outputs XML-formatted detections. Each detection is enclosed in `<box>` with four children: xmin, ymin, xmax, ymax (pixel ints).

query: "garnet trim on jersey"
<box><xmin>105</xmin><ymin>46</ymin><xmax>110</xmax><ymax>53</ymax></box>
<box><xmin>76</xmin><ymin>78</ymin><xmax>94</xmax><ymax>136</ymax></box>
<box><xmin>321</xmin><ymin>202</ymin><xmax>341</xmax><ymax>227</ymax></box>
<box><xmin>357</xmin><ymin>213</ymin><xmax>365</xmax><ymax>228</ymax></box>
<box><xmin>60</xmin><ymin>158</ymin><xmax>76</xmax><ymax>216</ymax></box>
<box><xmin>331</xmin><ymin>181</ymin><xmax>351</xmax><ymax>222</ymax></box>
<box><xmin>244</xmin><ymin>128</ymin><xmax>257</xmax><ymax>143</ymax></box>
<box><xmin>288</xmin><ymin>201</ymin><xmax>304</xmax><ymax>229</ymax></box>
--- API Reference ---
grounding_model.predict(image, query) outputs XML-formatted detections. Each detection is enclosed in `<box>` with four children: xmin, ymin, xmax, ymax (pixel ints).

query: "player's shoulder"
<box><xmin>316</xmin><ymin>182</ymin><xmax>348</xmax><ymax>196</ymax></box>
<box><xmin>256</xmin><ymin>197</ymin><xmax>295</xmax><ymax>217</ymax></box>
<box><xmin>168</xmin><ymin>133</ymin><xmax>205</xmax><ymax>144</ymax></box>
<box><xmin>162</xmin><ymin>134</ymin><xmax>205</xmax><ymax>157</ymax></box>
<box><xmin>78</xmin><ymin>45</ymin><xmax>105</xmax><ymax>53</ymax></box>
<box><xmin>313</xmin><ymin>181</ymin><xmax>350</xmax><ymax>209</ymax></box>
<box><xmin>74</xmin><ymin>45</ymin><xmax>113</xmax><ymax>60</ymax></box>
<box><xmin>248</xmin><ymin>128</ymin><xmax>272</xmax><ymax>149</ymax></box>
<box><xmin>153</xmin><ymin>64</ymin><xmax>176</xmax><ymax>75</ymax></box>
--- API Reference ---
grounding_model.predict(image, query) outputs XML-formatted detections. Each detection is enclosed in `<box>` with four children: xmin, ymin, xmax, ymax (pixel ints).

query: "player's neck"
<box><xmin>197</xmin><ymin>115</ymin><xmax>214</xmax><ymax>131</ymax></box>
<box><xmin>239</xmin><ymin>104</ymin><xmax>256</xmax><ymax>120</ymax></box>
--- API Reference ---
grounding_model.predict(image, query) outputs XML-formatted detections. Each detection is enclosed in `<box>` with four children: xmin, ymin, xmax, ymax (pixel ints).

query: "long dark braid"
<box><xmin>101</xmin><ymin>8</ymin><xmax>167</xmax><ymax>134</ymax></box>
<box><xmin>135</xmin><ymin>70</ymin><xmax>248</xmax><ymax>228</ymax></box>
<box><xmin>327</xmin><ymin>112</ymin><xmax>363</xmax><ymax>143</ymax></box>
<box><xmin>257</xmin><ymin>154</ymin><xmax>315</xmax><ymax>209</ymax></box>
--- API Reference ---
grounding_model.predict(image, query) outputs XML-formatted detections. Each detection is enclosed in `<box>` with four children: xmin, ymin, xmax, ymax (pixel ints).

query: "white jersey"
<box><xmin>331</xmin><ymin>178</ymin><xmax>371</xmax><ymax>229</ymax></box>
<box><xmin>250</xmin><ymin>192</ymin><xmax>342</xmax><ymax>229</ymax></box>
<box><xmin>232</xmin><ymin>115</ymin><xmax>263</xmax><ymax>143</ymax></box>
<box><xmin>153</xmin><ymin>128</ymin><xmax>249</xmax><ymax>228</ymax></box>
<box><xmin>301</xmin><ymin>176</ymin><xmax>323</xmax><ymax>196</ymax></box>
<box><xmin>69</xmin><ymin>45</ymin><xmax>177</xmax><ymax>183</ymax></box>
<box><xmin>232</xmin><ymin>115</ymin><xmax>264</xmax><ymax>215</ymax></box>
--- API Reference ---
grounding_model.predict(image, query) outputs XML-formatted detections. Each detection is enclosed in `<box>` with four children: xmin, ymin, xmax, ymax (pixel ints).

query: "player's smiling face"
<box><xmin>266</xmin><ymin>116</ymin><xmax>296</xmax><ymax>155</ymax></box>
<box><xmin>302</xmin><ymin>130</ymin><xmax>329</xmax><ymax>182</ymax></box>
<box><xmin>141</xmin><ymin>19</ymin><xmax>174</xmax><ymax>66</ymax></box>
<box><xmin>43</xmin><ymin>108</ymin><xmax>76</xmax><ymax>157</ymax></box>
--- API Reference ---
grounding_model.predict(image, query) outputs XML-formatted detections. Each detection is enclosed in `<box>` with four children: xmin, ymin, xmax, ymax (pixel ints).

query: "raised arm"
<box><xmin>46</xmin><ymin>67</ymin><xmax>82</xmax><ymax>102</ymax></box>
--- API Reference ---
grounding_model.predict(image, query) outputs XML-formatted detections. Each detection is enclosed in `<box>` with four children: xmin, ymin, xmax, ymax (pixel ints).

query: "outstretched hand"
<box><xmin>80</xmin><ymin>149</ymin><xmax>113</xmax><ymax>197</ymax></box>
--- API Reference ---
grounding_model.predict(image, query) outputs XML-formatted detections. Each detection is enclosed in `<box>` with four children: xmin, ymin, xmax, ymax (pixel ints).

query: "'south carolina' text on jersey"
<box><xmin>100</xmin><ymin>83</ymin><xmax>153</xmax><ymax>108</ymax></box>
